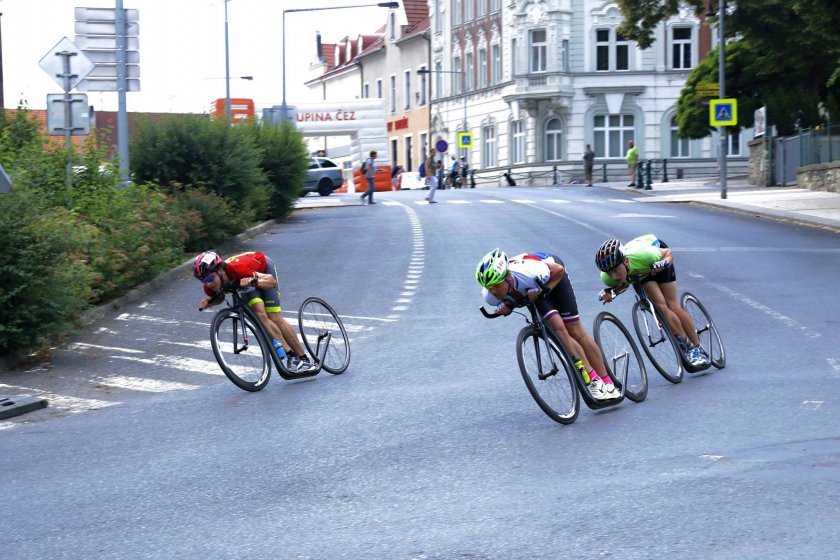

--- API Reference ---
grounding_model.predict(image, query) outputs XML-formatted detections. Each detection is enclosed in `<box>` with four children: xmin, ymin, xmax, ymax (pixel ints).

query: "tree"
<box><xmin>617</xmin><ymin>0</ymin><xmax>840</xmax><ymax>136</ymax></box>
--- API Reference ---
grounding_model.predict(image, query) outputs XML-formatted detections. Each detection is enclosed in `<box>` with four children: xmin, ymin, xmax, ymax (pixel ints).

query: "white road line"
<box><xmin>446</xmin><ymin>200</ymin><xmax>471</xmax><ymax>204</ymax></box>
<box><xmin>381</xmin><ymin>201</ymin><xmax>403</xmax><ymax>206</ymax></box>
<box><xmin>98</xmin><ymin>375</ymin><xmax>200</xmax><ymax>392</ymax></box>
<box><xmin>828</xmin><ymin>358</ymin><xmax>840</xmax><ymax>376</ymax></box>
<box><xmin>548</xmin><ymin>199</ymin><xmax>571</xmax><ymax>204</ymax></box>
<box><xmin>690</xmin><ymin>272</ymin><xmax>823</xmax><ymax>339</ymax></box>
<box><xmin>111</xmin><ymin>354</ymin><xmax>224</xmax><ymax>373</ymax></box>
<box><xmin>612</xmin><ymin>213</ymin><xmax>677</xmax><ymax>218</ymax></box>
<box><xmin>480</xmin><ymin>199</ymin><xmax>504</xmax><ymax>204</ymax></box>
<box><xmin>512</xmin><ymin>199</ymin><xmax>536</xmax><ymax>204</ymax></box>
<box><xmin>68</xmin><ymin>342</ymin><xmax>145</xmax><ymax>354</ymax></box>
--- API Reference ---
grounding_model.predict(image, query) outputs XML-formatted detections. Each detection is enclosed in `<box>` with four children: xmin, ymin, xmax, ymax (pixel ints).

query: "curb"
<box><xmin>0</xmin><ymin>394</ymin><xmax>49</xmax><ymax>420</ymax></box>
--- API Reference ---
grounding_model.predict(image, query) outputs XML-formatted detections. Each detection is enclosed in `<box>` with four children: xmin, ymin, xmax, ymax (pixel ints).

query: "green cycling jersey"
<box><xmin>600</xmin><ymin>234</ymin><xmax>663</xmax><ymax>288</ymax></box>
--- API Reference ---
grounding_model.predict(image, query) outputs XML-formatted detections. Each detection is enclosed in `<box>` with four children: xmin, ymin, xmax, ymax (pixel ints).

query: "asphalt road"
<box><xmin>2</xmin><ymin>186</ymin><xmax>839</xmax><ymax>559</ymax></box>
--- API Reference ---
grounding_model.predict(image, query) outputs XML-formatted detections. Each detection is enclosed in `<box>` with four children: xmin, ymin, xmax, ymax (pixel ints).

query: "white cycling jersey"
<box><xmin>483</xmin><ymin>257</ymin><xmax>551</xmax><ymax>309</ymax></box>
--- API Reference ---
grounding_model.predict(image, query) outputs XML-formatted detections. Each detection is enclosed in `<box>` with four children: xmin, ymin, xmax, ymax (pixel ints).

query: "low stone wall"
<box><xmin>798</xmin><ymin>161</ymin><xmax>840</xmax><ymax>193</ymax></box>
<box><xmin>747</xmin><ymin>137</ymin><xmax>771</xmax><ymax>186</ymax></box>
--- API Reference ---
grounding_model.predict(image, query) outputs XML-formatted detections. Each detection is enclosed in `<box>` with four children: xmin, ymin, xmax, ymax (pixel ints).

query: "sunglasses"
<box><xmin>202</xmin><ymin>273</ymin><xmax>218</xmax><ymax>285</ymax></box>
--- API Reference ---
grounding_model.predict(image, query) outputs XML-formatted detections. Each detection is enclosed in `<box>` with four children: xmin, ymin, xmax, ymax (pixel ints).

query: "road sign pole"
<box><xmin>59</xmin><ymin>51</ymin><xmax>76</xmax><ymax>205</ymax></box>
<box><xmin>116</xmin><ymin>0</ymin><xmax>129</xmax><ymax>186</ymax></box>
<box><xmin>718</xmin><ymin>0</ymin><xmax>727</xmax><ymax>199</ymax></box>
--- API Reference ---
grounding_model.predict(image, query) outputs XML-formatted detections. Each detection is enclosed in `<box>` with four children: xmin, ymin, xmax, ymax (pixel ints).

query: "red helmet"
<box><xmin>193</xmin><ymin>251</ymin><xmax>223</xmax><ymax>281</ymax></box>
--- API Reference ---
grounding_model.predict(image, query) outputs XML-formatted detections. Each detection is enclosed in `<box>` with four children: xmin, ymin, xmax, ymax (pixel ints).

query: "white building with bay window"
<box><xmin>429</xmin><ymin>0</ymin><xmax>749</xmax><ymax>183</ymax></box>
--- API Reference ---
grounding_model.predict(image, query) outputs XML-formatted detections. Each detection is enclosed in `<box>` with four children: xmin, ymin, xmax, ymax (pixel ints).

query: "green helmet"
<box><xmin>476</xmin><ymin>248</ymin><xmax>509</xmax><ymax>287</ymax></box>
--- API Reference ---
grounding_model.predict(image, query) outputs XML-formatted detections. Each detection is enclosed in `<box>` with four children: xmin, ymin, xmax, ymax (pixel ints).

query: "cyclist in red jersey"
<box><xmin>194</xmin><ymin>250</ymin><xmax>313</xmax><ymax>372</ymax></box>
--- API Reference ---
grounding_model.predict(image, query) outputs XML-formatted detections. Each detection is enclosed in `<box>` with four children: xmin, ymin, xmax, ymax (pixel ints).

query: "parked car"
<box><xmin>303</xmin><ymin>157</ymin><xmax>344</xmax><ymax>196</ymax></box>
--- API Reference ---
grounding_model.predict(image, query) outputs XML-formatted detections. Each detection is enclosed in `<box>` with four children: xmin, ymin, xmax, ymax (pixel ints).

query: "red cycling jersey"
<box><xmin>203</xmin><ymin>251</ymin><xmax>268</xmax><ymax>298</ymax></box>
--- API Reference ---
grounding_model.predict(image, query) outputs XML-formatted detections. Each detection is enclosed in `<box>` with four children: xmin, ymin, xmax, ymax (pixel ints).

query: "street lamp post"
<box><xmin>417</xmin><ymin>67</ymin><xmax>468</xmax><ymax>167</ymax></box>
<box><xmin>713</xmin><ymin>0</ymin><xmax>728</xmax><ymax>199</ymax></box>
<box><xmin>281</xmin><ymin>2</ymin><xmax>400</xmax><ymax>123</ymax></box>
<box><xmin>224</xmin><ymin>0</ymin><xmax>231</xmax><ymax>122</ymax></box>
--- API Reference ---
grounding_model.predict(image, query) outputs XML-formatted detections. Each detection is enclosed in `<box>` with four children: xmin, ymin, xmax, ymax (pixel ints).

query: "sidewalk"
<box><xmin>599</xmin><ymin>178</ymin><xmax>840</xmax><ymax>232</ymax></box>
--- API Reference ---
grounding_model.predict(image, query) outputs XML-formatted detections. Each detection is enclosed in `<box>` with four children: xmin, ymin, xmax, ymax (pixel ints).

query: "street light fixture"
<box><xmin>281</xmin><ymin>2</ymin><xmax>400</xmax><ymax>123</ymax></box>
<box><xmin>418</xmin><ymin>67</ymin><xmax>468</xmax><ymax>164</ymax></box>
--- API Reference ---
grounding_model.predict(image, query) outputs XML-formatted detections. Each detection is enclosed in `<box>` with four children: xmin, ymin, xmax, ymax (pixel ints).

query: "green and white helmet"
<box><xmin>475</xmin><ymin>248</ymin><xmax>509</xmax><ymax>287</ymax></box>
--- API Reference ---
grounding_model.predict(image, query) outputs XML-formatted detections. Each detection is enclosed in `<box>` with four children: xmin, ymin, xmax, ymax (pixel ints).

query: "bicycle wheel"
<box><xmin>210</xmin><ymin>308</ymin><xmax>272</xmax><ymax>391</ymax></box>
<box><xmin>594</xmin><ymin>312</ymin><xmax>648</xmax><ymax>403</ymax></box>
<box><xmin>516</xmin><ymin>327</ymin><xmax>579</xmax><ymax>424</ymax></box>
<box><xmin>631</xmin><ymin>300</ymin><xmax>684</xmax><ymax>384</ymax></box>
<box><xmin>298</xmin><ymin>297</ymin><xmax>350</xmax><ymax>374</ymax></box>
<box><xmin>681</xmin><ymin>292</ymin><xmax>726</xmax><ymax>369</ymax></box>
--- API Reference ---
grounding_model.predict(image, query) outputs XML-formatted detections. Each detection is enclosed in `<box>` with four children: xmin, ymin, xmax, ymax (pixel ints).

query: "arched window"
<box><xmin>670</xmin><ymin>117</ymin><xmax>689</xmax><ymax>158</ymax></box>
<box><xmin>545</xmin><ymin>118</ymin><xmax>563</xmax><ymax>161</ymax></box>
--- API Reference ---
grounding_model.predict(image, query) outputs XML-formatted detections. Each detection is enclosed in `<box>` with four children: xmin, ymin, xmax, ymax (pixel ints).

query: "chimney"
<box><xmin>316</xmin><ymin>31</ymin><xmax>325</xmax><ymax>63</ymax></box>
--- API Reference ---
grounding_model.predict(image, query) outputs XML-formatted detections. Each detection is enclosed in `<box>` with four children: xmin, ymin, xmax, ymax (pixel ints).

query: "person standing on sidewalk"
<box><xmin>583</xmin><ymin>144</ymin><xmax>595</xmax><ymax>187</ymax></box>
<box><xmin>625</xmin><ymin>140</ymin><xmax>639</xmax><ymax>187</ymax></box>
<box><xmin>424</xmin><ymin>148</ymin><xmax>439</xmax><ymax>203</ymax></box>
<box><xmin>360</xmin><ymin>150</ymin><xmax>377</xmax><ymax>204</ymax></box>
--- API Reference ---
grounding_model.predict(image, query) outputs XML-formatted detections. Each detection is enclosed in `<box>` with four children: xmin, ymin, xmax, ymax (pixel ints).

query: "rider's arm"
<box><xmin>199</xmin><ymin>291</ymin><xmax>225</xmax><ymax>311</ymax></box>
<box><xmin>544</xmin><ymin>261</ymin><xmax>566</xmax><ymax>291</ymax></box>
<box><xmin>238</xmin><ymin>271</ymin><xmax>277</xmax><ymax>290</ymax></box>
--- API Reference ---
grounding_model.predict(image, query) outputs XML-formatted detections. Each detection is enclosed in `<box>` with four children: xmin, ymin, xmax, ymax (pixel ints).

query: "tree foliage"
<box><xmin>617</xmin><ymin>0</ymin><xmax>840</xmax><ymax>137</ymax></box>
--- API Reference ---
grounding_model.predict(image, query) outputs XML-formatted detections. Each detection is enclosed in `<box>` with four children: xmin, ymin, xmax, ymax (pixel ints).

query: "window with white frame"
<box><xmin>530</xmin><ymin>29</ymin><xmax>547</xmax><ymax>73</ymax></box>
<box><xmin>478</xmin><ymin>48</ymin><xmax>487</xmax><ymax>88</ymax></box>
<box><xmin>363</xmin><ymin>83</ymin><xmax>370</xmax><ymax>98</ymax></box>
<box><xmin>466</xmin><ymin>52</ymin><xmax>475</xmax><ymax>91</ymax></box>
<box><xmin>596</xmin><ymin>29</ymin><xmax>630</xmax><ymax>71</ymax></box>
<box><xmin>562</xmin><ymin>39</ymin><xmax>570</xmax><ymax>72</ymax></box>
<box><xmin>477</xmin><ymin>0</ymin><xmax>486</xmax><ymax>18</ymax></box>
<box><xmin>389</xmin><ymin>12</ymin><xmax>396</xmax><ymax>40</ymax></box>
<box><xmin>453</xmin><ymin>56</ymin><xmax>462</xmax><ymax>95</ymax></box>
<box><xmin>670</xmin><ymin>117</ymin><xmax>689</xmax><ymax>158</ymax></box>
<box><xmin>483</xmin><ymin>125</ymin><xmax>497</xmax><ymax>167</ymax></box>
<box><xmin>491</xmin><ymin>0</ymin><xmax>501</xmax><ymax>12</ymax></box>
<box><xmin>593</xmin><ymin>114</ymin><xmax>635</xmax><ymax>158</ymax></box>
<box><xmin>465</xmin><ymin>0</ymin><xmax>473</xmax><ymax>21</ymax></box>
<box><xmin>419</xmin><ymin>65</ymin><xmax>427</xmax><ymax>105</ymax></box>
<box><xmin>404</xmin><ymin>70</ymin><xmax>411</xmax><ymax>109</ymax></box>
<box><xmin>511</xmin><ymin>38</ymin><xmax>517</xmax><ymax>77</ymax></box>
<box><xmin>492</xmin><ymin>44</ymin><xmax>501</xmax><ymax>83</ymax></box>
<box><xmin>726</xmin><ymin>130</ymin><xmax>741</xmax><ymax>157</ymax></box>
<box><xmin>405</xmin><ymin>135</ymin><xmax>413</xmax><ymax>171</ymax></box>
<box><xmin>453</xmin><ymin>0</ymin><xmax>462</xmax><ymax>25</ymax></box>
<box><xmin>672</xmin><ymin>27</ymin><xmax>692</xmax><ymax>69</ymax></box>
<box><xmin>377</xmin><ymin>79</ymin><xmax>383</xmax><ymax>98</ymax></box>
<box><xmin>512</xmin><ymin>120</ymin><xmax>526</xmax><ymax>163</ymax></box>
<box><xmin>434</xmin><ymin>0</ymin><xmax>441</xmax><ymax>34</ymax></box>
<box><xmin>545</xmin><ymin>118</ymin><xmax>562</xmax><ymax>161</ymax></box>
<box><xmin>435</xmin><ymin>61</ymin><xmax>443</xmax><ymax>98</ymax></box>
<box><xmin>390</xmin><ymin>75</ymin><xmax>396</xmax><ymax>113</ymax></box>
<box><xmin>420</xmin><ymin>133</ymin><xmax>428</xmax><ymax>157</ymax></box>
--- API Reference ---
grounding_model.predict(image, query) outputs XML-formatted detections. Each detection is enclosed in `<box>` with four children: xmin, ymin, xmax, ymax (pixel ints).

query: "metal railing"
<box><xmin>798</xmin><ymin>124</ymin><xmax>840</xmax><ymax>166</ymax></box>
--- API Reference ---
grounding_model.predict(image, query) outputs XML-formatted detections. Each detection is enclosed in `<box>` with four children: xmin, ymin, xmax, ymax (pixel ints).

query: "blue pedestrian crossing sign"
<box><xmin>710</xmin><ymin>99</ymin><xmax>738</xmax><ymax>126</ymax></box>
<box><xmin>458</xmin><ymin>131</ymin><xmax>474</xmax><ymax>149</ymax></box>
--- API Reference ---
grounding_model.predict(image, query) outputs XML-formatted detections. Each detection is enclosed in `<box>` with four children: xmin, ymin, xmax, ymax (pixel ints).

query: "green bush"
<box><xmin>248</xmin><ymin>120</ymin><xmax>309</xmax><ymax>218</ymax></box>
<box><xmin>130</xmin><ymin>114</ymin><xmax>271</xmax><ymax>223</ymax></box>
<box><xmin>166</xmin><ymin>184</ymin><xmax>245</xmax><ymax>252</ymax></box>
<box><xmin>0</xmin><ymin>190</ymin><xmax>97</xmax><ymax>359</ymax></box>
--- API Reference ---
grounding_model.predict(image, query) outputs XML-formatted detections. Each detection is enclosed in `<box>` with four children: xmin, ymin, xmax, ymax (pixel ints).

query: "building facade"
<box><xmin>304</xmin><ymin>2</ymin><xmax>430</xmax><ymax>177</ymax></box>
<box><xmin>430</xmin><ymin>0</ymin><xmax>749</xmax><ymax>183</ymax></box>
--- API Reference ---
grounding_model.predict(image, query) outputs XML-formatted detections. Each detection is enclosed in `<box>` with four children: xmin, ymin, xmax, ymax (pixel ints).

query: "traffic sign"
<box><xmin>46</xmin><ymin>94</ymin><xmax>90</xmax><ymax>136</ymax></box>
<box><xmin>74</xmin><ymin>7</ymin><xmax>139</xmax><ymax>22</ymax></box>
<box><xmin>76</xmin><ymin>79</ymin><xmax>141</xmax><ymax>92</ymax></box>
<box><xmin>458</xmin><ymin>132</ymin><xmax>473</xmax><ymax>149</ymax></box>
<box><xmin>38</xmin><ymin>37</ymin><xmax>95</xmax><ymax>90</ymax></box>
<box><xmin>695</xmin><ymin>82</ymin><xmax>719</xmax><ymax>97</ymax></box>
<box><xmin>75</xmin><ymin>20</ymin><xmax>139</xmax><ymax>36</ymax></box>
<box><xmin>710</xmin><ymin>99</ymin><xmax>738</xmax><ymax>126</ymax></box>
<box><xmin>435</xmin><ymin>139</ymin><xmax>448</xmax><ymax>153</ymax></box>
